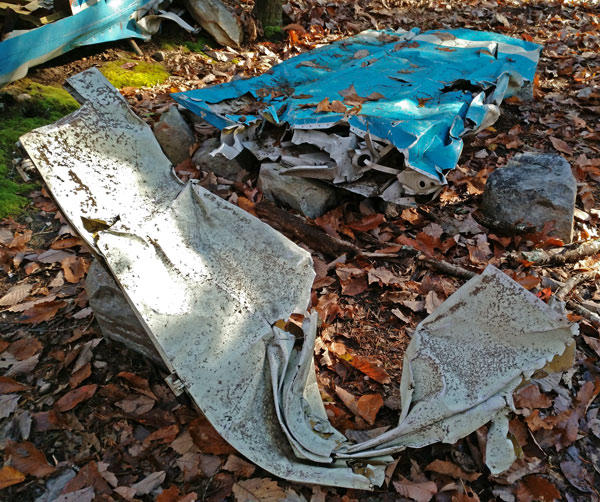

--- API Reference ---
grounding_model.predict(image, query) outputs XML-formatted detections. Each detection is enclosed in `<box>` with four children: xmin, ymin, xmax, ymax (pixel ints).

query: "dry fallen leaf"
<box><xmin>5</xmin><ymin>440</ymin><xmax>56</xmax><ymax>478</ymax></box>
<box><xmin>0</xmin><ymin>394</ymin><xmax>20</xmax><ymax>419</ymax></box>
<box><xmin>549</xmin><ymin>136</ymin><xmax>573</xmax><ymax>156</ymax></box>
<box><xmin>61</xmin><ymin>255</ymin><xmax>89</xmax><ymax>283</ymax></box>
<box><xmin>393</xmin><ymin>478</ymin><xmax>437</xmax><ymax>502</ymax></box>
<box><xmin>514</xmin><ymin>384</ymin><xmax>552</xmax><ymax>410</ymax></box>
<box><xmin>54</xmin><ymin>384</ymin><xmax>97</xmax><ymax>412</ymax></box>
<box><xmin>62</xmin><ymin>461</ymin><xmax>112</xmax><ymax>495</ymax></box>
<box><xmin>16</xmin><ymin>300</ymin><xmax>66</xmax><ymax>324</ymax></box>
<box><xmin>425</xmin><ymin>459</ymin><xmax>480</xmax><ymax>481</ymax></box>
<box><xmin>131</xmin><ymin>471</ymin><xmax>166</xmax><ymax>495</ymax></box>
<box><xmin>224</xmin><ymin>454</ymin><xmax>256</xmax><ymax>478</ymax></box>
<box><xmin>0</xmin><ymin>465</ymin><xmax>25</xmax><ymax>489</ymax></box>
<box><xmin>232</xmin><ymin>477</ymin><xmax>287</xmax><ymax>502</ymax></box>
<box><xmin>0</xmin><ymin>376</ymin><xmax>27</xmax><ymax>394</ymax></box>
<box><xmin>189</xmin><ymin>415</ymin><xmax>236</xmax><ymax>455</ymax></box>
<box><xmin>117</xmin><ymin>371</ymin><xmax>158</xmax><ymax>400</ymax></box>
<box><xmin>0</xmin><ymin>283</ymin><xmax>33</xmax><ymax>307</ymax></box>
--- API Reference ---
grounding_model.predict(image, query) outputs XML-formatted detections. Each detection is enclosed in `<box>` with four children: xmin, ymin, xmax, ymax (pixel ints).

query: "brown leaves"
<box><xmin>514</xmin><ymin>384</ymin><xmax>552</xmax><ymax>410</ymax></box>
<box><xmin>55</xmin><ymin>384</ymin><xmax>97</xmax><ymax>412</ymax></box>
<box><xmin>16</xmin><ymin>300</ymin><xmax>67</xmax><ymax>324</ymax></box>
<box><xmin>315</xmin><ymin>97</ymin><xmax>347</xmax><ymax>113</ymax></box>
<box><xmin>393</xmin><ymin>478</ymin><xmax>437</xmax><ymax>502</ymax></box>
<box><xmin>63</xmin><ymin>461</ymin><xmax>112</xmax><ymax>495</ymax></box>
<box><xmin>224</xmin><ymin>455</ymin><xmax>256</xmax><ymax>479</ymax></box>
<box><xmin>549</xmin><ymin>136</ymin><xmax>573</xmax><ymax>156</ymax></box>
<box><xmin>335</xmin><ymin>386</ymin><xmax>383</xmax><ymax>425</ymax></box>
<box><xmin>0</xmin><ymin>465</ymin><xmax>25</xmax><ymax>489</ymax></box>
<box><xmin>0</xmin><ymin>376</ymin><xmax>27</xmax><ymax>394</ymax></box>
<box><xmin>328</xmin><ymin>342</ymin><xmax>391</xmax><ymax>384</ymax></box>
<box><xmin>189</xmin><ymin>416</ymin><xmax>236</xmax><ymax>455</ymax></box>
<box><xmin>425</xmin><ymin>459</ymin><xmax>480</xmax><ymax>481</ymax></box>
<box><xmin>515</xmin><ymin>475</ymin><xmax>561</xmax><ymax>502</ymax></box>
<box><xmin>338</xmin><ymin>84</ymin><xmax>386</xmax><ymax>107</ymax></box>
<box><xmin>232</xmin><ymin>478</ymin><xmax>286</xmax><ymax>502</ymax></box>
<box><xmin>61</xmin><ymin>255</ymin><xmax>89</xmax><ymax>283</ymax></box>
<box><xmin>5</xmin><ymin>441</ymin><xmax>55</xmax><ymax>478</ymax></box>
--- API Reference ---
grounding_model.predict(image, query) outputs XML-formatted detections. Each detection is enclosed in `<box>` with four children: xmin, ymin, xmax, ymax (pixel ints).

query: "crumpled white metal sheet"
<box><xmin>20</xmin><ymin>68</ymin><xmax>386</xmax><ymax>489</ymax></box>
<box><xmin>20</xmin><ymin>68</ymin><xmax>577</xmax><ymax>489</ymax></box>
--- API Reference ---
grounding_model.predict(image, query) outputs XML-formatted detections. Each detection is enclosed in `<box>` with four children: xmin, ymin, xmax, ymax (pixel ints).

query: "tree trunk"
<box><xmin>253</xmin><ymin>0</ymin><xmax>282</xmax><ymax>28</ymax></box>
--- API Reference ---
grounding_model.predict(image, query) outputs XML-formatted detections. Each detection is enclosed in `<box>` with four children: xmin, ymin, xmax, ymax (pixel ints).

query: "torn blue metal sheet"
<box><xmin>173</xmin><ymin>28</ymin><xmax>540</xmax><ymax>186</ymax></box>
<box><xmin>0</xmin><ymin>0</ymin><xmax>154</xmax><ymax>86</ymax></box>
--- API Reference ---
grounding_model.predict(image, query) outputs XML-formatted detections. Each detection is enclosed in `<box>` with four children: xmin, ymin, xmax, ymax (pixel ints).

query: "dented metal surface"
<box><xmin>19</xmin><ymin>68</ymin><xmax>387</xmax><ymax>489</ymax></box>
<box><xmin>20</xmin><ymin>69</ymin><xmax>576</xmax><ymax>490</ymax></box>
<box><xmin>173</xmin><ymin>28</ymin><xmax>540</xmax><ymax>205</ymax></box>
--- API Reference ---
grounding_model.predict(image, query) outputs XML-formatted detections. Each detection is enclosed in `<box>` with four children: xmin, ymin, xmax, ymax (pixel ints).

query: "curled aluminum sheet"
<box><xmin>20</xmin><ymin>68</ymin><xmax>576</xmax><ymax>489</ymax></box>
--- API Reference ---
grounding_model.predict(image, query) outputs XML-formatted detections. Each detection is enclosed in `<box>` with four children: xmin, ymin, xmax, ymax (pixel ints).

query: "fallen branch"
<box><xmin>566</xmin><ymin>300</ymin><xmax>600</xmax><ymax>328</ymax></box>
<box><xmin>254</xmin><ymin>201</ymin><xmax>361</xmax><ymax>258</ymax></box>
<box><xmin>417</xmin><ymin>255</ymin><xmax>477</xmax><ymax>280</ymax></box>
<box><xmin>556</xmin><ymin>271</ymin><xmax>598</xmax><ymax>300</ymax></box>
<box><xmin>515</xmin><ymin>238</ymin><xmax>600</xmax><ymax>267</ymax></box>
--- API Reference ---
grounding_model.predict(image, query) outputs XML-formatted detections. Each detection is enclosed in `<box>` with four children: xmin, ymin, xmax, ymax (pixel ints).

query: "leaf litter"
<box><xmin>2</xmin><ymin>0</ymin><xmax>600</xmax><ymax>500</ymax></box>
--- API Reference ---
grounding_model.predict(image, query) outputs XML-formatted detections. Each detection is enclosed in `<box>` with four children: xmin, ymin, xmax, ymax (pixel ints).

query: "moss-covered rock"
<box><xmin>100</xmin><ymin>59</ymin><xmax>169</xmax><ymax>89</ymax></box>
<box><xmin>0</xmin><ymin>80</ymin><xmax>79</xmax><ymax>218</ymax></box>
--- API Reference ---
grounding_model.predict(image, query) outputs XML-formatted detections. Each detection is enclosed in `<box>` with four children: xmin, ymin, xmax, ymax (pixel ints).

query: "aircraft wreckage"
<box><xmin>173</xmin><ymin>27</ymin><xmax>541</xmax><ymax>205</ymax></box>
<box><xmin>18</xmin><ymin>29</ymin><xmax>578</xmax><ymax>489</ymax></box>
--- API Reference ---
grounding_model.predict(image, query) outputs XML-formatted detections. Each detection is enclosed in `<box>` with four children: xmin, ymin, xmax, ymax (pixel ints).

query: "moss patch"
<box><xmin>160</xmin><ymin>32</ymin><xmax>214</xmax><ymax>55</ymax></box>
<box><xmin>264</xmin><ymin>25</ymin><xmax>283</xmax><ymax>40</ymax></box>
<box><xmin>0</xmin><ymin>80</ymin><xmax>79</xmax><ymax>218</ymax></box>
<box><xmin>100</xmin><ymin>59</ymin><xmax>169</xmax><ymax>89</ymax></box>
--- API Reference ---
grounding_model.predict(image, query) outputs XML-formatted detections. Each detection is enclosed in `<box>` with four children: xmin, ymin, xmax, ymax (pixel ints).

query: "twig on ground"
<box><xmin>566</xmin><ymin>300</ymin><xmax>600</xmax><ymax>328</ymax></box>
<box><xmin>556</xmin><ymin>271</ymin><xmax>598</xmax><ymax>300</ymax></box>
<box><xmin>515</xmin><ymin>238</ymin><xmax>600</xmax><ymax>267</ymax></box>
<box><xmin>417</xmin><ymin>254</ymin><xmax>477</xmax><ymax>280</ymax></box>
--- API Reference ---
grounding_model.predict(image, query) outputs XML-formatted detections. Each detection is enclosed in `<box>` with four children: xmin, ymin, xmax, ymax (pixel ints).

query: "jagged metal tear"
<box><xmin>20</xmin><ymin>68</ymin><xmax>576</xmax><ymax>489</ymax></box>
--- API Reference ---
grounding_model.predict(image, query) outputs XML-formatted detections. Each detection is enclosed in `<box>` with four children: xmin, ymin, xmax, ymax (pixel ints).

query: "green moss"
<box><xmin>100</xmin><ymin>59</ymin><xmax>169</xmax><ymax>89</ymax></box>
<box><xmin>0</xmin><ymin>80</ymin><xmax>79</xmax><ymax>218</ymax></box>
<box><xmin>264</xmin><ymin>25</ymin><xmax>283</xmax><ymax>40</ymax></box>
<box><xmin>159</xmin><ymin>32</ymin><xmax>213</xmax><ymax>56</ymax></box>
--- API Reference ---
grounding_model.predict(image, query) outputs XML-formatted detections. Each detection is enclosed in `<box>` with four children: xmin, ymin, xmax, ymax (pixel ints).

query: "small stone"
<box><xmin>16</xmin><ymin>93</ymin><xmax>32</xmax><ymax>102</ymax></box>
<box><xmin>86</xmin><ymin>260</ymin><xmax>163</xmax><ymax>365</ymax></box>
<box><xmin>258</xmin><ymin>163</ymin><xmax>337</xmax><ymax>219</ymax></box>
<box><xmin>153</xmin><ymin>106</ymin><xmax>195</xmax><ymax>166</ymax></box>
<box><xmin>192</xmin><ymin>137</ymin><xmax>242</xmax><ymax>178</ymax></box>
<box><xmin>481</xmin><ymin>153</ymin><xmax>576</xmax><ymax>243</ymax></box>
<box><xmin>151</xmin><ymin>51</ymin><xmax>165</xmax><ymax>62</ymax></box>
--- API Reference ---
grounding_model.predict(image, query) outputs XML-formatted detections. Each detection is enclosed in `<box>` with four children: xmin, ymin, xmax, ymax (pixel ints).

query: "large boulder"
<box><xmin>153</xmin><ymin>106</ymin><xmax>195</xmax><ymax>166</ymax></box>
<box><xmin>86</xmin><ymin>260</ymin><xmax>163</xmax><ymax>365</ymax></box>
<box><xmin>192</xmin><ymin>137</ymin><xmax>243</xmax><ymax>178</ymax></box>
<box><xmin>481</xmin><ymin>153</ymin><xmax>576</xmax><ymax>243</ymax></box>
<box><xmin>258</xmin><ymin>163</ymin><xmax>337</xmax><ymax>219</ymax></box>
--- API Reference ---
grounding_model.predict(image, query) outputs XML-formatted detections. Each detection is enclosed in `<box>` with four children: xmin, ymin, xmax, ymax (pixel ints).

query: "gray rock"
<box><xmin>152</xmin><ymin>51</ymin><xmax>165</xmax><ymax>62</ymax></box>
<box><xmin>258</xmin><ymin>163</ymin><xmax>337</xmax><ymax>219</ymax></box>
<box><xmin>481</xmin><ymin>153</ymin><xmax>576</xmax><ymax>243</ymax></box>
<box><xmin>153</xmin><ymin>106</ymin><xmax>195</xmax><ymax>166</ymax></box>
<box><xmin>86</xmin><ymin>260</ymin><xmax>163</xmax><ymax>365</ymax></box>
<box><xmin>192</xmin><ymin>137</ymin><xmax>242</xmax><ymax>178</ymax></box>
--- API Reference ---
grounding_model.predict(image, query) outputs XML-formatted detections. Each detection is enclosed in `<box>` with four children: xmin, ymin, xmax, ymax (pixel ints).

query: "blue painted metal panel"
<box><xmin>0</xmin><ymin>0</ymin><xmax>153</xmax><ymax>86</ymax></box>
<box><xmin>173</xmin><ymin>28</ymin><xmax>541</xmax><ymax>181</ymax></box>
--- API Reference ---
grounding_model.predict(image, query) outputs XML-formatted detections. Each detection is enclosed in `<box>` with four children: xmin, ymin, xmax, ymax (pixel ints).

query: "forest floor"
<box><xmin>0</xmin><ymin>1</ymin><xmax>599</xmax><ymax>501</ymax></box>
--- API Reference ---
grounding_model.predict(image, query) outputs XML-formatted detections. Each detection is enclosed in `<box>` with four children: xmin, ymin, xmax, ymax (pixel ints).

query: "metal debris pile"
<box><xmin>173</xmin><ymin>28</ymin><xmax>540</xmax><ymax>206</ymax></box>
<box><xmin>18</xmin><ymin>59</ymin><xmax>578</xmax><ymax>489</ymax></box>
